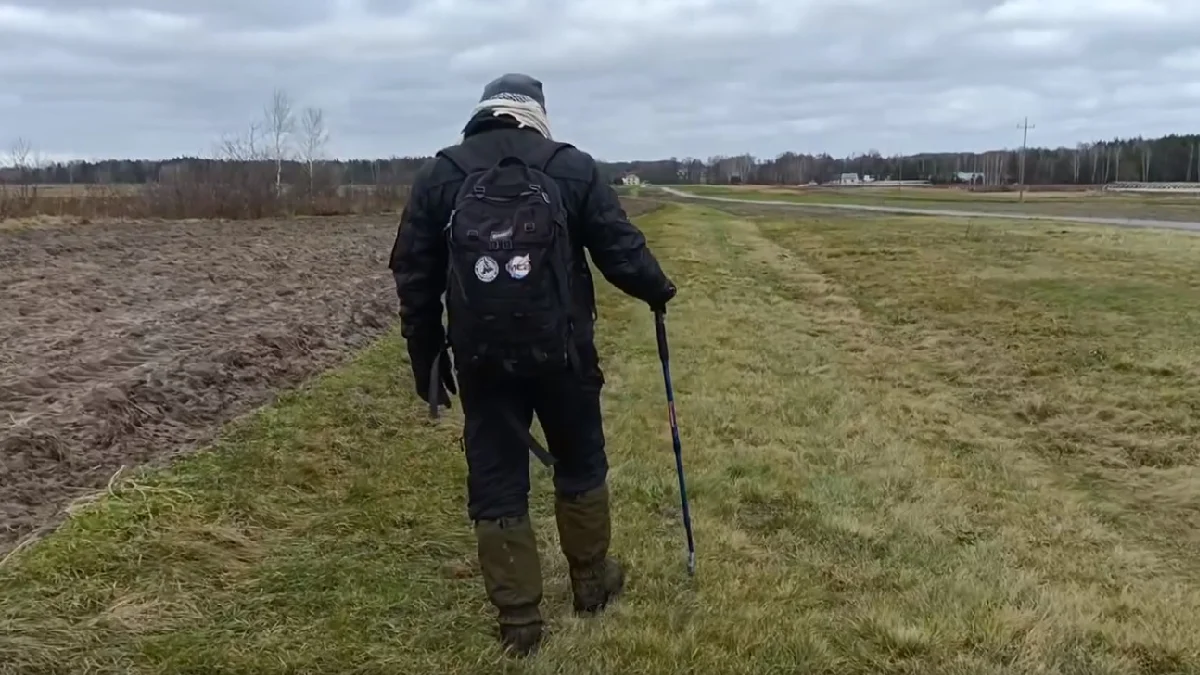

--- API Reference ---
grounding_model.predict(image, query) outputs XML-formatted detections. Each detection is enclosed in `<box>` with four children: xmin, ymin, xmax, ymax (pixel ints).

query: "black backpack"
<box><xmin>436</xmin><ymin>143</ymin><xmax>580</xmax><ymax>377</ymax></box>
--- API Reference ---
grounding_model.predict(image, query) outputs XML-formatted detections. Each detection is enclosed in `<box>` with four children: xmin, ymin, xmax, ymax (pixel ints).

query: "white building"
<box><xmin>835</xmin><ymin>173</ymin><xmax>875</xmax><ymax>184</ymax></box>
<box><xmin>620</xmin><ymin>173</ymin><xmax>642</xmax><ymax>186</ymax></box>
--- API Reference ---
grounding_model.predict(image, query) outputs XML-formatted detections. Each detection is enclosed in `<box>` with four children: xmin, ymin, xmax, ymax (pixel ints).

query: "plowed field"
<box><xmin>1</xmin><ymin>216</ymin><xmax>399</xmax><ymax>555</ymax></box>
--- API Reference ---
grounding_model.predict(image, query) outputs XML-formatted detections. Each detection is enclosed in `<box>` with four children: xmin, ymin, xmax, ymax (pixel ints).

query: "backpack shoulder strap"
<box><xmin>436</xmin><ymin>145</ymin><xmax>487</xmax><ymax>177</ymax></box>
<box><xmin>526</xmin><ymin>141</ymin><xmax>575</xmax><ymax>173</ymax></box>
<box><xmin>438</xmin><ymin>141</ymin><xmax>575</xmax><ymax>177</ymax></box>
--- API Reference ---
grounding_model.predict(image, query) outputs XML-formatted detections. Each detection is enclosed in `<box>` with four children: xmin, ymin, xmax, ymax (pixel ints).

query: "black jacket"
<box><xmin>388</xmin><ymin>116</ymin><xmax>674</xmax><ymax>354</ymax></box>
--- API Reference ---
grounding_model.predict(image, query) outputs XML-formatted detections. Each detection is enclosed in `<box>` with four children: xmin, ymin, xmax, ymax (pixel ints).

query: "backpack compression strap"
<box><xmin>427</xmin><ymin>350</ymin><xmax>557</xmax><ymax>467</ymax></box>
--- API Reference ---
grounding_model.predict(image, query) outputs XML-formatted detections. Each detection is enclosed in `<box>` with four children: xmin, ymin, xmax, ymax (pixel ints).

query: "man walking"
<box><xmin>388</xmin><ymin>73</ymin><xmax>676</xmax><ymax>656</ymax></box>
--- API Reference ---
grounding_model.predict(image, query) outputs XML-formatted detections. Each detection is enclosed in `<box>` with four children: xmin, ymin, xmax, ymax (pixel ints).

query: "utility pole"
<box><xmin>1016</xmin><ymin>117</ymin><xmax>1035</xmax><ymax>203</ymax></box>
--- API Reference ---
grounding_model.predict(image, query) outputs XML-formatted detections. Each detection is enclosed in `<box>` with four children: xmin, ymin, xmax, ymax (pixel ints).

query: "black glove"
<box><xmin>648</xmin><ymin>280</ymin><xmax>677</xmax><ymax>314</ymax></box>
<box><xmin>408</xmin><ymin>331</ymin><xmax>457</xmax><ymax>411</ymax></box>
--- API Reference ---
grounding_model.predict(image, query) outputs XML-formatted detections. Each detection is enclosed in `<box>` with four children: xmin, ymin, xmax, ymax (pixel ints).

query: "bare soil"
<box><xmin>0</xmin><ymin>216</ymin><xmax>399</xmax><ymax>556</ymax></box>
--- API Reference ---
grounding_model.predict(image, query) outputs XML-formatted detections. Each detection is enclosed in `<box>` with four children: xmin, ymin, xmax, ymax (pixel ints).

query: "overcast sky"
<box><xmin>2</xmin><ymin>0</ymin><xmax>1199</xmax><ymax>163</ymax></box>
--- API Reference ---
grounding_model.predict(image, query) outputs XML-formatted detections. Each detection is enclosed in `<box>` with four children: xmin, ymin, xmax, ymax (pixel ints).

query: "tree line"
<box><xmin>611</xmin><ymin>133</ymin><xmax>1200</xmax><ymax>186</ymax></box>
<box><xmin>3</xmin><ymin>86</ymin><xmax>1198</xmax><ymax>192</ymax></box>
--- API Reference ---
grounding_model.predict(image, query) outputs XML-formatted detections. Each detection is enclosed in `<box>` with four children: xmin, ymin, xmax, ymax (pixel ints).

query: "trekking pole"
<box><xmin>654</xmin><ymin>309</ymin><xmax>696</xmax><ymax>577</ymax></box>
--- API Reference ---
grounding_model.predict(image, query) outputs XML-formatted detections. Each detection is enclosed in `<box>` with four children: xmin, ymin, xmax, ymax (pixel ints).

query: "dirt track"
<box><xmin>659</xmin><ymin>187</ymin><xmax>1200</xmax><ymax>233</ymax></box>
<box><xmin>0</xmin><ymin>216</ymin><xmax>399</xmax><ymax>556</ymax></box>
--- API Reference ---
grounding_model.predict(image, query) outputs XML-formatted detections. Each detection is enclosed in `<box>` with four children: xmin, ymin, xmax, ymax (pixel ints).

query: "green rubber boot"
<box><xmin>554</xmin><ymin>483</ymin><xmax>626</xmax><ymax>614</ymax></box>
<box><xmin>475</xmin><ymin>516</ymin><xmax>544</xmax><ymax>656</ymax></box>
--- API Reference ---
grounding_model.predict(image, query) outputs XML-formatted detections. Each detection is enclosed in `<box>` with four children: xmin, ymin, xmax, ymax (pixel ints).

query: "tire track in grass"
<box><xmin>724</xmin><ymin>207</ymin><xmax>1200</xmax><ymax>674</ymax></box>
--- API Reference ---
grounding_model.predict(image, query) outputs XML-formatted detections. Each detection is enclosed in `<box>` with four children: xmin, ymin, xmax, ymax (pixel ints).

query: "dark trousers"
<box><xmin>458</xmin><ymin>345</ymin><xmax>608</xmax><ymax>522</ymax></box>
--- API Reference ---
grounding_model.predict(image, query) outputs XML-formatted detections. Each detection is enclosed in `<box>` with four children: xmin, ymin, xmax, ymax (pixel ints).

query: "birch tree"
<box><xmin>264</xmin><ymin>89</ymin><xmax>295</xmax><ymax>193</ymax></box>
<box><xmin>299</xmin><ymin>106</ymin><xmax>329</xmax><ymax>197</ymax></box>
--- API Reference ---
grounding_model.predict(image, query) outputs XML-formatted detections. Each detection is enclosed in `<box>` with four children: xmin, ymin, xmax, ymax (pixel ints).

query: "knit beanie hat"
<box><xmin>478</xmin><ymin>73</ymin><xmax>546</xmax><ymax>111</ymax></box>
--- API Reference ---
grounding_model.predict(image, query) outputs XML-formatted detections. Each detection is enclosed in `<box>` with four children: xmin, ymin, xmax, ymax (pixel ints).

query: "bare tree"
<box><xmin>264</xmin><ymin>88</ymin><xmax>295</xmax><ymax>194</ymax></box>
<box><xmin>159</xmin><ymin>119</ymin><xmax>282</xmax><ymax>221</ymax></box>
<box><xmin>298</xmin><ymin>106</ymin><xmax>329</xmax><ymax>197</ymax></box>
<box><xmin>8</xmin><ymin>137</ymin><xmax>33</xmax><ymax>175</ymax></box>
<box><xmin>216</xmin><ymin>120</ymin><xmax>267</xmax><ymax>161</ymax></box>
<box><xmin>2</xmin><ymin>137</ymin><xmax>40</xmax><ymax>217</ymax></box>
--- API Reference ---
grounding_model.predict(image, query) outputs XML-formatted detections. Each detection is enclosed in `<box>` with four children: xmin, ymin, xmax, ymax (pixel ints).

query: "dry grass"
<box><xmin>2</xmin><ymin>203</ymin><xmax>1200</xmax><ymax>673</ymax></box>
<box><xmin>12</xmin><ymin>184</ymin><xmax>144</xmax><ymax>196</ymax></box>
<box><xmin>0</xmin><ymin>184</ymin><xmax>644</xmax><ymax>224</ymax></box>
<box><xmin>0</xmin><ymin>182</ymin><xmax>410</xmax><ymax>222</ymax></box>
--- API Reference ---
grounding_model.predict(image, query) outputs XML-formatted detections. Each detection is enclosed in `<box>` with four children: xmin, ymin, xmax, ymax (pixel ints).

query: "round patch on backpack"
<box><xmin>474</xmin><ymin>255</ymin><xmax>499</xmax><ymax>282</ymax></box>
<box><xmin>506</xmin><ymin>254</ymin><xmax>531</xmax><ymax>280</ymax></box>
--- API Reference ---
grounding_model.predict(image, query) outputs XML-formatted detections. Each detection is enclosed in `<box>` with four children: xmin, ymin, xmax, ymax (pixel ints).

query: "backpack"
<box><xmin>436</xmin><ymin>142</ymin><xmax>580</xmax><ymax>377</ymax></box>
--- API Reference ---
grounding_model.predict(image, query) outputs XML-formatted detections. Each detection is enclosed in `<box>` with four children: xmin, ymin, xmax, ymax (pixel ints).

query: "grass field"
<box><xmin>679</xmin><ymin>184</ymin><xmax>1200</xmax><ymax>222</ymax></box>
<box><xmin>3</xmin><ymin>202</ymin><xmax>1200</xmax><ymax>673</ymax></box>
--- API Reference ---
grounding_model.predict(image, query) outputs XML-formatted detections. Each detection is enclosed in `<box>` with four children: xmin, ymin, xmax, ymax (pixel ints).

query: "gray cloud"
<box><xmin>1</xmin><ymin>0</ymin><xmax>1199</xmax><ymax>162</ymax></box>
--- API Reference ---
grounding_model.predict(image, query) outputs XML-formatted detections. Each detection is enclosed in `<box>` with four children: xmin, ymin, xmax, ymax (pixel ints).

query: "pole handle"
<box><xmin>654</xmin><ymin>310</ymin><xmax>669</xmax><ymax>364</ymax></box>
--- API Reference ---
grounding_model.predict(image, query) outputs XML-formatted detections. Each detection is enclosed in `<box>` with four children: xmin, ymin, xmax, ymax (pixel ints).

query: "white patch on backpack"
<box><xmin>474</xmin><ymin>255</ymin><xmax>499</xmax><ymax>282</ymax></box>
<box><xmin>490</xmin><ymin>227</ymin><xmax>513</xmax><ymax>240</ymax></box>
<box><xmin>506</xmin><ymin>254</ymin><xmax>531</xmax><ymax>280</ymax></box>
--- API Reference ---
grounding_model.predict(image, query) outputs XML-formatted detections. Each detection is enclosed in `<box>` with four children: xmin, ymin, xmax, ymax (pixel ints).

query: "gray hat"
<box><xmin>479</xmin><ymin>73</ymin><xmax>546</xmax><ymax>110</ymax></box>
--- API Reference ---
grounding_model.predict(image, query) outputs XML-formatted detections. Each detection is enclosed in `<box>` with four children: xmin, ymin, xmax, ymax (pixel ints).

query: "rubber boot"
<box><xmin>475</xmin><ymin>516</ymin><xmax>544</xmax><ymax>656</ymax></box>
<box><xmin>554</xmin><ymin>483</ymin><xmax>626</xmax><ymax>614</ymax></box>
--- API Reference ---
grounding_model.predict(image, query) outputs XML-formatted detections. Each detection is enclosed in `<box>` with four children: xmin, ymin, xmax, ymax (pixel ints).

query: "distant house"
<box><xmin>955</xmin><ymin>171</ymin><xmax>985</xmax><ymax>184</ymax></box>
<box><xmin>620</xmin><ymin>172</ymin><xmax>642</xmax><ymax>186</ymax></box>
<box><xmin>840</xmin><ymin>171</ymin><xmax>878</xmax><ymax>182</ymax></box>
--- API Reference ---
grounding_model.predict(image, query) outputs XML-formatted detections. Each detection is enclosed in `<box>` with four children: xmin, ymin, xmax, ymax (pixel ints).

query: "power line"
<box><xmin>1017</xmin><ymin>117</ymin><xmax>1036</xmax><ymax>203</ymax></box>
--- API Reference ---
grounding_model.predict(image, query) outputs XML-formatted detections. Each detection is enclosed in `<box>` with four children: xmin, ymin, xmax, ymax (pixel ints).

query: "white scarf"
<box><xmin>459</xmin><ymin>93</ymin><xmax>552</xmax><ymax>142</ymax></box>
